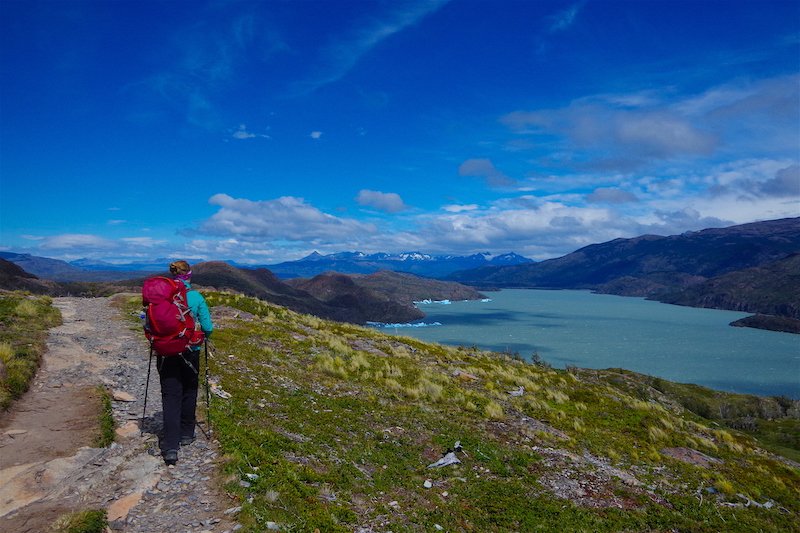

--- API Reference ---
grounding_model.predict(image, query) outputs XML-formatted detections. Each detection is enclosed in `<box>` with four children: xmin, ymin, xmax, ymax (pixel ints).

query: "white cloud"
<box><xmin>442</xmin><ymin>204</ymin><xmax>479</xmax><ymax>213</ymax></box>
<box><xmin>310</xmin><ymin>131</ymin><xmax>323</xmax><ymax>139</ymax></box>
<box><xmin>108</xmin><ymin>219</ymin><xmax>126</xmax><ymax>225</ymax></box>
<box><xmin>232</xmin><ymin>124</ymin><xmax>256</xmax><ymax>139</ymax></box>
<box><xmin>199</xmin><ymin>193</ymin><xmax>377</xmax><ymax>242</ymax></box>
<box><xmin>356</xmin><ymin>189</ymin><xmax>409</xmax><ymax>213</ymax></box>
<box><xmin>231</xmin><ymin>124</ymin><xmax>270</xmax><ymax>140</ymax></box>
<box><xmin>39</xmin><ymin>234</ymin><xmax>116</xmax><ymax>250</ymax></box>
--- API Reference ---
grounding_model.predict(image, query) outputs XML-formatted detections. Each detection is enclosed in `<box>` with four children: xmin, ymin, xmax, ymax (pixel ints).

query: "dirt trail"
<box><xmin>0</xmin><ymin>297</ymin><xmax>238</xmax><ymax>533</ymax></box>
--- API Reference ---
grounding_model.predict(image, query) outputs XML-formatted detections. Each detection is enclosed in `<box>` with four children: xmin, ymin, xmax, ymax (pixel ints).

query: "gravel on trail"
<box><xmin>0</xmin><ymin>297</ymin><xmax>241</xmax><ymax>533</ymax></box>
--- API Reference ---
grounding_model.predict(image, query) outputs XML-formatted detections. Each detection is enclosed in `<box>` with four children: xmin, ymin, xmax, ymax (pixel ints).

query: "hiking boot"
<box><xmin>180</xmin><ymin>435</ymin><xmax>196</xmax><ymax>447</ymax></box>
<box><xmin>163</xmin><ymin>449</ymin><xmax>178</xmax><ymax>466</ymax></box>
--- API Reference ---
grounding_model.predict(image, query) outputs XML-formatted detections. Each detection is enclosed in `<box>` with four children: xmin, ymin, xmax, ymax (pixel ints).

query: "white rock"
<box><xmin>423</xmin><ymin>480</ymin><xmax>433</xmax><ymax>488</ymax></box>
<box><xmin>427</xmin><ymin>451</ymin><xmax>461</xmax><ymax>468</ymax></box>
<box><xmin>112</xmin><ymin>390</ymin><xmax>136</xmax><ymax>402</ymax></box>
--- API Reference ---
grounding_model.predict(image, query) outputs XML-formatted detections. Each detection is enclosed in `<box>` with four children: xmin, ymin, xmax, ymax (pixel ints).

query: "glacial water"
<box><xmin>380</xmin><ymin>289</ymin><xmax>799</xmax><ymax>399</ymax></box>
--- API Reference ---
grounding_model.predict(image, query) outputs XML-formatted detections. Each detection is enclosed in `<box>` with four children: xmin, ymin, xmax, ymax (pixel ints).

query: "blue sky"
<box><xmin>1</xmin><ymin>0</ymin><xmax>798</xmax><ymax>264</ymax></box>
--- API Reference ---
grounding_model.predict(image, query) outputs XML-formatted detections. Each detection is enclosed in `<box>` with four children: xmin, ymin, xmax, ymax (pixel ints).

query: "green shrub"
<box><xmin>50</xmin><ymin>509</ymin><xmax>107</xmax><ymax>533</ymax></box>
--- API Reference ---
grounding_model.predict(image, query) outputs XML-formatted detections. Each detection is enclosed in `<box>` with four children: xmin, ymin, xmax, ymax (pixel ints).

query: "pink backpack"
<box><xmin>142</xmin><ymin>276</ymin><xmax>205</xmax><ymax>356</ymax></box>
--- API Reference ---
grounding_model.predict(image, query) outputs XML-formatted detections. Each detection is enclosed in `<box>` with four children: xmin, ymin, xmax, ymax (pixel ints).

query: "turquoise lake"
<box><xmin>379</xmin><ymin>289</ymin><xmax>799</xmax><ymax>399</ymax></box>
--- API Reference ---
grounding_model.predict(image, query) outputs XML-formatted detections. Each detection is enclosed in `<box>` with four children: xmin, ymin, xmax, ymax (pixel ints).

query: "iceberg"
<box><xmin>367</xmin><ymin>321</ymin><xmax>443</xmax><ymax>329</ymax></box>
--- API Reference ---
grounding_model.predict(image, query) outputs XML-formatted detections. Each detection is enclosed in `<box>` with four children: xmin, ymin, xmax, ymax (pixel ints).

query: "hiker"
<box><xmin>157</xmin><ymin>260</ymin><xmax>213</xmax><ymax>466</ymax></box>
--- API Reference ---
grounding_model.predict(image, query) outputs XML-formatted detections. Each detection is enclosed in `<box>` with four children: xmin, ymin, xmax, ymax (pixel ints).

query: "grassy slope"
<box><xmin>0</xmin><ymin>291</ymin><xmax>62</xmax><ymax>411</ymax></box>
<box><xmin>192</xmin><ymin>292</ymin><xmax>799</xmax><ymax>532</ymax></box>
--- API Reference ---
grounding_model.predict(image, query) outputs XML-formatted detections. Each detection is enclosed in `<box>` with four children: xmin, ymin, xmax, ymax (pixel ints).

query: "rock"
<box><xmin>427</xmin><ymin>451</ymin><xmax>461</xmax><ymax>468</ymax></box>
<box><xmin>107</xmin><ymin>490</ymin><xmax>144</xmax><ymax>522</ymax></box>
<box><xmin>423</xmin><ymin>480</ymin><xmax>433</xmax><ymax>488</ymax></box>
<box><xmin>5</xmin><ymin>429</ymin><xmax>27</xmax><ymax>437</ymax></box>
<box><xmin>112</xmin><ymin>390</ymin><xmax>136</xmax><ymax>402</ymax></box>
<box><xmin>115</xmin><ymin>421</ymin><xmax>139</xmax><ymax>439</ymax></box>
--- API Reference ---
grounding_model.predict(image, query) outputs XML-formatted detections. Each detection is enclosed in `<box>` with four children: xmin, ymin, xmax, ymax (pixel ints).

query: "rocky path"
<box><xmin>0</xmin><ymin>297</ymin><xmax>240</xmax><ymax>533</ymax></box>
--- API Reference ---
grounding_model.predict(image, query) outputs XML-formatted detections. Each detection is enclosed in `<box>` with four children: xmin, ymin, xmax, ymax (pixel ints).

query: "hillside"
<box><xmin>291</xmin><ymin>270</ymin><xmax>485</xmax><ymax>307</ymax></box>
<box><xmin>350</xmin><ymin>270</ymin><xmax>486</xmax><ymax>306</ymax></box>
<box><xmin>284</xmin><ymin>272</ymin><xmax>424</xmax><ymax>324</ymax></box>
<box><xmin>149</xmin><ymin>291</ymin><xmax>800</xmax><ymax>532</ymax></box>
<box><xmin>660</xmin><ymin>253</ymin><xmax>800</xmax><ymax>318</ymax></box>
<box><xmin>0</xmin><ymin>259</ymin><xmax>58</xmax><ymax>294</ymax></box>
<box><xmin>450</xmin><ymin>218</ymin><xmax>800</xmax><ymax>327</ymax></box>
<box><xmin>191</xmin><ymin>262</ymin><xmax>484</xmax><ymax>325</ymax></box>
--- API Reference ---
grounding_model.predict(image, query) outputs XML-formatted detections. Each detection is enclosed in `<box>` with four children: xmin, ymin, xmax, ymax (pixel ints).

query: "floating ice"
<box><xmin>367</xmin><ymin>321</ymin><xmax>443</xmax><ymax>328</ymax></box>
<box><xmin>413</xmin><ymin>299</ymin><xmax>451</xmax><ymax>305</ymax></box>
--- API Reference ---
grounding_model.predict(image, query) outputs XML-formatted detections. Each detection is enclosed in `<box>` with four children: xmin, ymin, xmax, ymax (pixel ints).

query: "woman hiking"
<box><xmin>158</xmin><ymin>260</ymin><xmax>213</xmax><ymax>466</ymax></box>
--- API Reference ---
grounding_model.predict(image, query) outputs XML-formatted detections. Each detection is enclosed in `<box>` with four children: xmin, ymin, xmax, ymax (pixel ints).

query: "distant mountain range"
<box><xmin>0</xmin><ymin>250</ymin><xmax>532</xmax><ymax>282</ymax></box>
<box><xmin>263</xmin><ymin>251</ymin><xmax>533</xmax><ymax>279</ymax></box>
<box><xmin>0</xmin><ymin>252</ymin><xmax>148</xmax><ymax>281</ymax></box>
<box><xmin>449</xmin><ymin>217</ymin><xmax>800</xmax><ymax>329</ymax></box>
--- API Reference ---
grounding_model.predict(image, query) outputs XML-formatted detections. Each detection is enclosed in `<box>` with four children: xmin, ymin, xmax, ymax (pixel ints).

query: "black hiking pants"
<box><xmin>157</xmin><ymin>350</ymin><xmax>200</xmax><ymax>453</ymax></box>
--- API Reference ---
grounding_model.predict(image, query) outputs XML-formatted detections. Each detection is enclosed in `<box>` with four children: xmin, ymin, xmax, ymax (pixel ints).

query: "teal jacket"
<box><xmin>181</xmin><ymin>280</ymin><xmax>213</xmax><ymax>343</ymax></box>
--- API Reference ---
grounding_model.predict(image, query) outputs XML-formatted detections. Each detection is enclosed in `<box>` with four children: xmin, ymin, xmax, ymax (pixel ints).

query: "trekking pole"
<box><xmin>141</xmin><ymin>346</ymin><xmax>154</xmax><ymax>436</ymax></box>
<box><xmin>204</xmin><ymin>338</ymin><xmax>211</xmax><ymax>434</ymax></box>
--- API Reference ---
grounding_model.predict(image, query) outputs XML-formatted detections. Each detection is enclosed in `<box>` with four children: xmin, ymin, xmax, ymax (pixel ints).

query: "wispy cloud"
<box><xmin>549</xmin><ymin>1</ymin><xmax>585</xmax><ymax>33</ymax></box>
<box><xmin>291</xmin><ymin>0</ymin><xmax>451</xmax><ymax>95</ymax></box>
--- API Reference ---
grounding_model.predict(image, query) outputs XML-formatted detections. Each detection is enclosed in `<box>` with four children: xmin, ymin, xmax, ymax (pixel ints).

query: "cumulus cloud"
<box><xmin>199</xmin><ymin>193</ymin><xmax>377</xmax><ymax>242</ymax></box>
<box><xmin>356</xmin><ymin>190</ymin><xmax>409</xmax><ymax>213</ymax></box>
<box><xmin>586</xmin><ymin>188</ymin><xmax>639</xmax><ymax>204</ymax></box>
<box><xmin>310</xmin><ymin>131</ymin><xmax>323</xmax><ymax>139</ymax></box>
<box><xmin>458</xmin><ymin>158</ymin><xmax>515</xmax><ymax>187</ymax></box>
<box><xmin>705</xmin><ymin>159</ymin><xmax>800</xmax><ymax>200</ymax></box>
